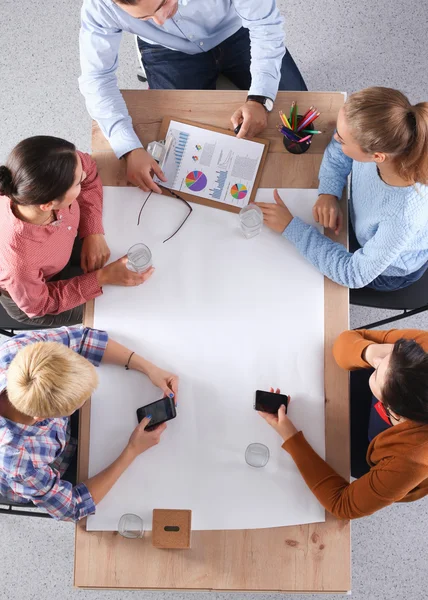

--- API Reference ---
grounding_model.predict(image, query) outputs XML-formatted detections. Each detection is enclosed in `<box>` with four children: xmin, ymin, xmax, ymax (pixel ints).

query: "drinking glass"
<box><xmin>239</xmin><ymin>205</ymin><xmax>263</xmax><ymax>239</ymax></box>
<box><xmin>126</xmin><ymin>243</ymin><xmax>152</xmax><ymax>273</ymax></box>
<box><xmin>245</xmin><ymin>443</ymin><xmax>270</xmax><ymax>468</ymax></box>
<box><xmin>118</xmin><ymin>513</ymin><xmax>144</xmax><ymax>539</ymax></box>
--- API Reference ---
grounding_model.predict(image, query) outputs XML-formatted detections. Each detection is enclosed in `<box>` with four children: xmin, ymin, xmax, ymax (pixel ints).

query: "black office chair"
<box><xmin>0</xmin><ymin>303</ymin><xmax>49</xmax><ymax>338</ymax></box>
<box><xmin>351</xmin><ymin>269</ymin><xmax>428</xmax><ymax>329</ymax></box>
<box><xmin>0</xmin><ymin>496</ymin><xmax>52</xmax><ymax>518</ymax></box>
<box><xmin>348</xmin><ymin>221</ymin><xmax>428</xmax><ymax>329</ymax></box>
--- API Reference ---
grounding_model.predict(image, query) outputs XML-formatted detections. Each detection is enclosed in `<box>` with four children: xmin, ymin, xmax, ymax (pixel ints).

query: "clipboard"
<box><xmin>157</xmin><ymin>117</ymin><xmax>270</xmax><ymax>214</ymax></box>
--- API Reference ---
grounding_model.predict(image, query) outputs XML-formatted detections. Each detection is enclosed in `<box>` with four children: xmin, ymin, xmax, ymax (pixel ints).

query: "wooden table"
<box><xmin>75</xmin><ymin>90</ymin><xmax>350</xmax><ymax>592</ymax></box>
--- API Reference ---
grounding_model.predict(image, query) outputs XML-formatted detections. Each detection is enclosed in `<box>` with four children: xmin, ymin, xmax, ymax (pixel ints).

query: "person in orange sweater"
<box><xmin>259</xmin><ymin>328</ymin><xmax>428</xmax><ymax>519</ymax></box>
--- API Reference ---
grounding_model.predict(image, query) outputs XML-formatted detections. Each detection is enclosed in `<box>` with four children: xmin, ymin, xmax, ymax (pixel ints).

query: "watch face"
<box><xmin>264</xmin><ymin>98</ymin><xmax>274</xmax><ymax>112</ymax></box>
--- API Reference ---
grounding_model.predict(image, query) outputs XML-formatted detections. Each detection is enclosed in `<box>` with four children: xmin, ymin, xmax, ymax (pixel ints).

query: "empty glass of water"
<box><xmin>126</xmin><ymin>243</ymin><xmax>152</xmax><ymax>273</ymax></box>
<box><xmin>239</xmin><ymin>205</ymin><xmax>263</xmax><ymax>239</ymax></box>
<box><xmin>118</xmin><ymin>513</ymin><xmax>144</xmax><ymax>539</ymax></box>
<box><xmin>245</xmin><ymin>443</ymin><xmax>270</xmax><ymax>468</ymax></box>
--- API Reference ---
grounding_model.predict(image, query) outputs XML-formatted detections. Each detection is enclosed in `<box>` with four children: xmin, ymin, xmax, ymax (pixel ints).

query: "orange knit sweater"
<box><xmin>282</xmin><ymin>329</ymin><xmax>428</xmax><ymax>519</ymax></box>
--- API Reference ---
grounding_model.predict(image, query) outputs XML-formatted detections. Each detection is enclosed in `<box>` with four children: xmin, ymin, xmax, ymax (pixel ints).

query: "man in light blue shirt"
<box><xmin>79</xmin><ymin>0</ymin><xmax>306</xmax><ymax>193</ymax></box>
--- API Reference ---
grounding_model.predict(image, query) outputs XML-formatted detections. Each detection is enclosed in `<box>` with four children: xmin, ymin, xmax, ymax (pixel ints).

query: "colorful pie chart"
<box><xmin>185</xmin><ymin>170</ymin><xmax>208</xmax><ymax>192</ymax></box>
<box><xmin>230</xmin><ymin>183</ymin><xmax>248</xmax><ymax>200</ymax></box>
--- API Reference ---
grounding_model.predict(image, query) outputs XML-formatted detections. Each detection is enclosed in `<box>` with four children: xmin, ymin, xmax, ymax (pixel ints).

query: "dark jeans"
<box><xmin>349</xmin><ymin>220</ymin><xmax>428</xmax><ymax>291</ymax></box>
<box><xmin>0</xmin><ymin>237</ymin><xmax>84</xmax><ymax>327</ymax></box>
<box><xmin>350</xmin><ymin>369</ymin><xmax>373</xmax><ymax>478</ymax></box>
<box><xmin>138</xmin><ymin>27</ymin><xmax>307</xmax><ymax>92</ymax></box>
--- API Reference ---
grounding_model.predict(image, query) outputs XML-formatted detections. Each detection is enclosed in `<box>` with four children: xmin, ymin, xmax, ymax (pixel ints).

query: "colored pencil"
<box><xmin>298</xmin><ymin>134</ymin><xmax>312</xmax><ymax>143</ymax></box>
<box><xmin>297</xmin><ymin>111</ymin><xmax>320</xmax><ymax>132</ymax></box>
<box><xmin>279</xmin><ymin>110</ymin><xmax>291</xmax><ymax>129</ymax></box>
<box><xmin>289</xmin><ymin>101</ymin><xmax>296</xmax><ymax>129</ymax></box>
<box><xmin>294</xmin><ymin>103</ymin><xmax>298</xmax><ymax>130</ymax></box>
<box><xmin>301</xmin><ymin>106</ymin><xmax>314</xmax><ymax>121</ymax></box>
<box><xmin>302</xmin><ymin>129</ymin><xmax>322</xmax><ymax>134</ymax></box>
<box><xmin>297</xmin><ymin>111</ymin><xmax>319</xmax><ymax>131</ymax></box>
<box><xmin>277</xmin><ymin>127</ymin><xmax>302</xmax><ymax>142</ymax></box>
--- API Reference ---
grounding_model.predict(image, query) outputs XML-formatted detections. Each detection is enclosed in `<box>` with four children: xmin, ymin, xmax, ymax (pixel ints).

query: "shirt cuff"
<box><xmin>81</xmin><ymin>271</ymin><xmax>103</xmax><ymax>302</ymax></box>
<box><xmin>74</xmin><ymin>482</ymin><xmax>96</xmax><ymax>519</ymax></box>
<box><xmin>318</xmin><ymin>177</ymin><xmax>345</xmax><ymax>199</ymax></box>
<box><xmin>109</xmin><ymin>127</ymin><xmax>143</xmax><ymax>159</ymax></box>
<box><xmin>80</xmin><ymin>327</ymin><xmax>109</xmax><ymax>366</ymax></box>
<box><xmin>248</xmin><ymin>76</ymin><xmax>279</xmax><ymax>102</ymax></box>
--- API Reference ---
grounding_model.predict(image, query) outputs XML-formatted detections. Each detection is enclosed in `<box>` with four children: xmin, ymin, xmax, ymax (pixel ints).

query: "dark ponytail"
<box><xmin>0</xmin><ymin>136</ymin><xmax>77</xmax><ymax>206</ymax></box>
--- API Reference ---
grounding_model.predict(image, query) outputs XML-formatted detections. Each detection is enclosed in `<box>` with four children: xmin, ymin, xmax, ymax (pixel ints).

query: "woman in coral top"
<box><xmin>260</xmin><ymin>328</ymin><xmax>428</xmax><ymax>519</ymax></box>
<box><xmin>0</xmin><ymin>136</ymin><xmax>154</xmax><ymax>326</ymax></box>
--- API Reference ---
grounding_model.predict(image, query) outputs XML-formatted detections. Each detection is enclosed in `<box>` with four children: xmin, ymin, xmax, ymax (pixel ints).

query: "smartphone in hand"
<box><xmin>254</xmin><ymin>390</ymin><xmax>288</xmax><ymax>414</ymax></box>
<box><xmin>136</xmin><ymin>396</ymin><xmax>177</xmax><ymax>431</ymax></box>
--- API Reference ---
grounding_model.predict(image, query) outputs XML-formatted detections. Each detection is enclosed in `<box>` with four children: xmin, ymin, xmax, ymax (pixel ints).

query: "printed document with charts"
<box><xmin>155</xmin><ymin>120</ymin><xmax>265</xmax><ymax>208</ymax></box>
<box><xmin>87</xmin><ymin>186</ymin><xmax>325</xmax><ymax>531</ymax></box>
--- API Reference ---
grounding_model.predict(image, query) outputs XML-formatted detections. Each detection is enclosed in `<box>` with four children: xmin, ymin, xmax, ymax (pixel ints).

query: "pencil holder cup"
<box><xmin>282</xmin><ymin>115</ymin><xmax>313</xmax><ymax>155</ymax></box>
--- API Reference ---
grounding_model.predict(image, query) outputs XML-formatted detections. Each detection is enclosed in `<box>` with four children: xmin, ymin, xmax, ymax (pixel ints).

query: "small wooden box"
<box><xmin>152</xmin><ymin>509</ymin><xmax>192</xmax><ymax>549</ymax></box>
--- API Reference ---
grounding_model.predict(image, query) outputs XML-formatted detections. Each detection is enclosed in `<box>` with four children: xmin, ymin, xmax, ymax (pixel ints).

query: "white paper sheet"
<box><xmin>156</xmin><ymin>120</ymin><xmax>265</xmax><ymax>208</ymax></box>
<box><xmin>87</xmin><ymin>186</ymin><xmax>325</xmax><ymax>531</ymax></box>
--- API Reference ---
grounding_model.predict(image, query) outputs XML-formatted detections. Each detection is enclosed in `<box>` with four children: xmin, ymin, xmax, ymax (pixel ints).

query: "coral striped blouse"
<box><xmin>0</xmin><ymin>152</ymin><xmax>103</xmax><ymax>318</ymax></box>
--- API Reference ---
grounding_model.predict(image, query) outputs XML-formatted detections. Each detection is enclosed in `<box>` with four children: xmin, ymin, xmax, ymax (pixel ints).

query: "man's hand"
<box><xmin>125</xmin><ymin>148</ymin><xmax>167</xmax><ymax>194</ymax></box>
<box><xmin>255</xmin><ymin>189</ymin><xmax>293</xmax><ymax>233</ymax></box>
<box><xmin>231</xmin><ymin>101</ymin><xmax>268</xmax><ymax>139</ymax></box>
<box><xmin>258</xmin><ymin>388</ymin><xmax>298</xmax><ymax>443</ymax></box>
<box><xmin>146</xmin><ymin>365</ymin><xmax>179</xmax><ymax>404</ymax></box>
<box><xmin>363</xmin><ymin>343</ymin><xmax>394</xmax><ymax>368</ymax></box>
<box><xmin>127</xmin><ymin>418</ymin><xmax>167</xmax><ymax>457</ymax></box>
<box><xmin>81</xmin><ymin>234</ymin><xmax>111</xmax><ymax>273</ymax></box>
<box><xmin>96</xmin><ymin>256</ymin><xmax>155</xmax><ymax>287</ymax></box>
<box><xmin>312</xmin><ymin>194</ymin><xmax>343</xmax><ymax>235</ymax></box>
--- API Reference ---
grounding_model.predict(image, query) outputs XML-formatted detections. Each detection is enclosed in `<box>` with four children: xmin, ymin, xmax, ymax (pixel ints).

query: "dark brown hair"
<box><xmin>382</xmin><ymin>339</ymin><xmax>428</xmax><ymax>423</ymax></box>
<box><xmin>0</xmin><ymin>136</ymin><xmax>77</xmax><ymax>206</ymax></box>
<box><xmin>344</xmin><ymin>87</ymin><xmax>428</xmax><ymax>184</ymax></box>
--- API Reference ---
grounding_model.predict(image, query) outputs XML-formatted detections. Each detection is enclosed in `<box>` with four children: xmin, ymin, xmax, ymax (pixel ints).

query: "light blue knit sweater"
<box><xmin>282</xmin><ymin>137</ymin><xmax>428</xmax><ymax>288</ymax></box>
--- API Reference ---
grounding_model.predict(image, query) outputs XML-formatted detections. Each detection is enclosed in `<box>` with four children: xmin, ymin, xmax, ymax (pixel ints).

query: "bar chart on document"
<box><xmin>156</xmin><ymin>120</ymin><xmax>265</xmax><ymax>208</ymax></box>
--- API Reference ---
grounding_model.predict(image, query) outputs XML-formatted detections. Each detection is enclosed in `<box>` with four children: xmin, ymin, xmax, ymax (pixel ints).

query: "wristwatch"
<box><xmin>246</xmin><ymin>95</ymin><xmax>274</xmax><ymax>112</ymax></box>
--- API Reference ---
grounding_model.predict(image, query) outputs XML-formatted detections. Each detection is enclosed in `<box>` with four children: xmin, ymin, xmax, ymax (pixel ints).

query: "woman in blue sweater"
<box><xmin>256</xmin><ymin>87</ymin><xmax>428</xmax><ymax>290</ymax></box>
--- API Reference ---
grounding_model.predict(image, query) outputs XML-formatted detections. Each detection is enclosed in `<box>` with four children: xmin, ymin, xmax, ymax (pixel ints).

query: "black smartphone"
<box><xmin>136</xmin><ymin>397</ymin><xmax>177</xmax><ymax>431</ymax></box>
<box><xmin>254</xmin><ymin>390</ymin><xmax>289</xmax><ymax>414</ymax></box>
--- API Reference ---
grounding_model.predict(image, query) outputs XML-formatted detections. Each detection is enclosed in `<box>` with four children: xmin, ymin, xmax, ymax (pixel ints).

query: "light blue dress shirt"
<box><xmin>79</xmin><ymin>0</ymin><xmax>286</xmax><ymax>157</ymax></box>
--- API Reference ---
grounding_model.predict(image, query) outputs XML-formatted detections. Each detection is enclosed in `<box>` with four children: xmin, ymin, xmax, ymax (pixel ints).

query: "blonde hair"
<box><xmin>7</xmin><ymin>342</ymin><xmax>99</xmax><ymax>418</ymax></box>
<box><xmin>344</xmin><ymin>87</ymin><xmax>428</xmax><ymax>184</ymax></box>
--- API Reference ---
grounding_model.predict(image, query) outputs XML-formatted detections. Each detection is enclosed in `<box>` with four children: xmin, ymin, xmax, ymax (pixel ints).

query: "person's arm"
<box><xmin>79</xmin><ymin>1</ymin><xmax>166</xmax><ymax>192</ymax></box>
<box><xmin>13</xmin><ymin>419</ymin><xmax>165</xmax><ymax>521</ymax></box>
<box><xmin>281</xmin><ymin>214</ymin><xmax>411</xmax><ymax>288</ymax></box>
<box><xmin>79</xmin><ymin>0</ymin><xmax>141</xmax><ymax>159</ymax></box>
<box><xmin>333</xmin><ymin>329</ymin><xmax>428</xmax><ymax>370</ymax></box>
<box><xmin>230</xmin><ymin>1</ymin><xmax>285</xmax><ymax>138</ymax></box>
<box><xmin>257</xmin><ymin>190</ymin><xmax>414</xmax><ymax>288</ymax></box>
<box><xmin>233</xmin><ymin>1</ymin><xmax>285</xmax><ymax>101</ymax></box>
<box><xmin>318</xmin><ymin>136</ymin><xmax>353</xmax><ymax>199</ymax></box>
<box><xmin>84</xmin><ymin>418</ymin><xmax>165</xmax><ymax>505</ymax></box>
<box><xmin>260</xmin><ymin>406</ymin><xmax>428</xmax><ymax>520</ymax></box>
<box><xmin>6</xmin><ymin>266</ymin><xmax>102</xmax><ymax>318</ymax></box>
<box><xmin>102</xmin><ymin>338</ymin><xmax>179</xmax><ymax>398</ymax></box>
<box><xmin>282</xmin><ymin>431</ymin><xmax>427</xmax><ymax>519</ymax></box>
<box><xmin>77</xmin><ymin>152</ymin><xmax>111</xmax><ymax>273</ymax></box>
<box><xmin>76</xmin><ymin>152</ymin><xmax>104</xmax><ymax>238</ymax></box>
